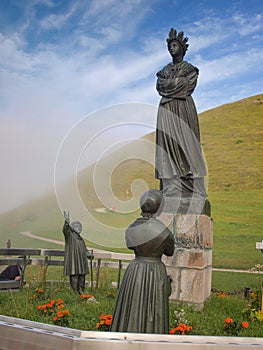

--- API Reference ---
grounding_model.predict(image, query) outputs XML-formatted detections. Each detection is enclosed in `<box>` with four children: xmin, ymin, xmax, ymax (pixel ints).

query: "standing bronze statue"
<box><xmin>62</xmin><ymin>211</ymin><xmax>89</xmax><ymax>293</ymax></box>
<box><xmin>110</xmin><ymin>189</ymin><xmax>175</xmax><ymax>333</ymax></box>
<box><xmin>155</xmin><ymin>28</ymin><xmax>207</xmax><ymax>201</ymax></box>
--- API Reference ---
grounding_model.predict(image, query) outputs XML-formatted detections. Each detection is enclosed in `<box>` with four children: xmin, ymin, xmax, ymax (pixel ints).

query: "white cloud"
<box><xmin>196</xmin><ymin>48</ymin><xmax>263</xmax><ymax>85</ymax></box>
<box><xmin>232</xmin><ymin>13</ymin><xmax>263</xmax><ymax>35</ymax></box>
<box><xmin>0</xmin><ymin>0</ymin><xmax>262</xmax><ymax>212</ymax></box>
<box><xmin>39</xmin><ymin>1</ymin><xmax>78</xmax><ymax>29</ymax></box>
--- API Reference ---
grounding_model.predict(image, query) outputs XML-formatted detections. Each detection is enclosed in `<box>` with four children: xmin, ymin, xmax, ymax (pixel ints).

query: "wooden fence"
<box><xmin>0</xmin><ymin>248</ymin><xmax>134</xmax><ymax>291</ymax></box>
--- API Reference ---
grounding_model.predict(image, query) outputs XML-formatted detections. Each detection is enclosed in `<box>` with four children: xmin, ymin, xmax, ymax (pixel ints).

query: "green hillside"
<box><xmin>199</xmin><ymin>95</ymin><xmax>263</xmax><ymax>192</ymax></box>
<box><xmin>0</xmin><ymin>94</ymin><xmax>262</xmax><ymax>268</ymax></box>
<box><xmin>199</xmin><ymin>94</ymin><xmax>263</xmax><ymax>268</ymax></box>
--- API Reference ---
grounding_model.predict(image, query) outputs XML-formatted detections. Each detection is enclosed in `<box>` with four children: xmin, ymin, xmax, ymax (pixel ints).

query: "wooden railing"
<box><xmin>0</xmin><ymin>248</ymin><xmax>134</xmax><ymax>291</ymax></box>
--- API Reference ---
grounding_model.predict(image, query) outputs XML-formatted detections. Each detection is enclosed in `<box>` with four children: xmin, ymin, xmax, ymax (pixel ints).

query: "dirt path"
<box><xmin>20</xmin><ymin>231</ymin><xmax>65</xmax><ymax>246</ymax></box>
<box><xmin>19</xmin><ymin>231</ymin><xmax>109</xmax><ymax>255</ymax></box>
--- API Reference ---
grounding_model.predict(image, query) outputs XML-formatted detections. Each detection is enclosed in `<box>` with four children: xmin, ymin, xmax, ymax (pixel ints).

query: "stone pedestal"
<box><xmin>158</xmin><ymin>212</ymin><xmax>213</xmax><ymax>309</ymax></box>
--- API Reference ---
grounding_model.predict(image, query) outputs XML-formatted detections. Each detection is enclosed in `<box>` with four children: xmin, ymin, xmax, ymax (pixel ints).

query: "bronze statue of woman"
<box><xmin>155</xmin><ymin>28</ymin><xmax>207</xmax><ymax>200</ymax></box>
<box><xmin>110</xmin><ymin>189</ymin><xmax>174</xmax><ymax>333</ymax></box>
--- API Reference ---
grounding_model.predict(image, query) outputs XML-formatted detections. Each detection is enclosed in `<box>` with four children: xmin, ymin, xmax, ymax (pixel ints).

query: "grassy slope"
<box><xmin>0</xmin><ymin>94</ymin><xmax>262</xmax><ymax>268</ymax></box>
<box><xmin>199</xmin><ymin>94</ymin><xmax>263</xmax><ymax>268</ymax></box>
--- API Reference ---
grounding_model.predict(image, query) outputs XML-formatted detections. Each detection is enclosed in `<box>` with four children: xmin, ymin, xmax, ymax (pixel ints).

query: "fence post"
<box><xmin>89</xmin><ymin>249</ymin><xmax>93</xmax><ymax>292</ymax></box>
<box><xmin>41</xmin><ymin>255</ymin><xmax>49</xmax><ymax>283</ymax></box>
<box><xmin>20</xmin><ymin>255</ymin><xmax>30</xmax><ymax>289</ymax></box>
<box><xmin>95</xmin><ymin>258</ymin><xmax>101</xmax><ymax>289</ymax></box>
<box><xmin>117</xmin><ymin>260</ymin><xmax>122</xmax><ymax>289</ymax></box>
<box><xmin>261</xmin><ymin>282</ymin><xmax>263</xmax><ymax>312</ymax></box>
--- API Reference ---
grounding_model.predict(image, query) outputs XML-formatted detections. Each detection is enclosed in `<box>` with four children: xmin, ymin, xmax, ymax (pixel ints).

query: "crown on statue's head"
<box><xmin>166</xmin><ymin>28</ymin><xmax>189</xmax><ymax>54</ymax></box>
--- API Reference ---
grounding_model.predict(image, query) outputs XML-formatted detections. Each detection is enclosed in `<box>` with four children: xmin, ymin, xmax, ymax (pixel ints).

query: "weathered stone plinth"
<box><xmin>158</xmin><ymin>212</ymin><xmax>213</xmax><ymax>309</ymax></box>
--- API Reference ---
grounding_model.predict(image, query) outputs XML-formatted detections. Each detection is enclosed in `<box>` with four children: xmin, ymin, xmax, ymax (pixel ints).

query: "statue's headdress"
<box><xmin>166</xmin><ymin>28</ymin><xmax>189</xmax><ymax>55</ymax></box>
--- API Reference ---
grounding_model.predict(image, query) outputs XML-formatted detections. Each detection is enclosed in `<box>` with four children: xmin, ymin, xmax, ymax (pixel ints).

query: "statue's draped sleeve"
<box><xmin>156</xmin><ymin>62</ymin><xmax>198</xmax><ymax>102</ymax></box>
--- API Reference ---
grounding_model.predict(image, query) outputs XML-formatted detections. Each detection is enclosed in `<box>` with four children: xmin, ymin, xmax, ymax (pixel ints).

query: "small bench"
<box><xmin>0</xmin><ymin>248</ymin><xmax>41</xmax><ymax>290</ymax></box>
<box><xmin>0</xmin><ymin>280</ymin><xmax>20</xmax><ymax>290</ymax></box>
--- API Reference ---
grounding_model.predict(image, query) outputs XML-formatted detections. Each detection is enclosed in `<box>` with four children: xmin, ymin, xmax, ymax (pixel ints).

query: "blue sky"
<box><xmin>0</xmin><ymin>0</ymin><xmax>262</xmax><ymax>213</ymax></box>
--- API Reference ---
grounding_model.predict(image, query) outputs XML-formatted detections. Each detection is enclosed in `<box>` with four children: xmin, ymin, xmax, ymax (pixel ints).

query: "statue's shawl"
<box><xmin>125</xmin><ymin>217</ymin><xmax>169</xmax><ymax>247</ymax></box>
<box><xmin>157</xmin><ymin>60</ymin><xmax>198</xmax><ymax>79</ymax></box>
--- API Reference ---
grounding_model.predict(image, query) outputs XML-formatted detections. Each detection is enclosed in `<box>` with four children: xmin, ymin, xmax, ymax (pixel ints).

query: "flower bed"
<box><xmin>0</xmin><ymin>267</ymin><xmax>262</xmax><ymax>337</ymax></box>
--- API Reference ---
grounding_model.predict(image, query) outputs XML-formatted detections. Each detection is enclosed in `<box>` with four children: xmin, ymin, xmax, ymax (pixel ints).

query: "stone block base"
<box><xmin>159</xmin><ymin>213</ymin><xmax>213</xmax><ymax>309</ymax></box>
<box><xmin>163</xmin><ymin>248</ymin><xmax>212</xmax><ymax>309</ymax></box>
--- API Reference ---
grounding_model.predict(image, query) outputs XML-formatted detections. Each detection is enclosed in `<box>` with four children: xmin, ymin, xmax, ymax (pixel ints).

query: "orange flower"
<box><xmin>169</xmin><ymin>323</ymin><xmax>192</xmax><ymax>335</ymax></box>
<box><xmin>96</xmin><ymin>313</ymin><xmax>113</xmax><ymax>331</ymax></box>
<box><xmin>57</xmin><ymin>311</ymin><xmax>64</xmax><ymax>318</ymax></box>
<box><xmin>242</xmin><ymin>321</ymin><xmax>249</xmax><ymax>329</ymax></box>
<box><xmin>87</xmin><ymin>294</ymin><xmax>93</xmax><ymax>299</ymax></box>
<box><xmin>56</xmin><ymin>298</ymin><xmax>64</xmax><ymax>305</ymax></box>
<box><xmin>106</xmin><ymin>291</ymin><xmax>115</xmax><ymax>298</ymax></box>
<box><xmin>37</xmin><ymin>305</ymin><xmax>42</xmax><ymax>310</ymax></box>
<box><xmin>80</xmin><ymin>294</ymin><xmax>86</xmax><ymax>299</ymax></box>
<box><xmin>38</xmin><ymin>288</ymin><xmax>44</xmax><ymax>293</ymax></box>
<box><xmin>225</xmin><ymin>318</ymin><xmax>233</xmax><ymax>323</ymax></box>
<box><xmin>53</xmin><ymin>316</ymin><xmax>58</xmax><ymax>321</ymax></box>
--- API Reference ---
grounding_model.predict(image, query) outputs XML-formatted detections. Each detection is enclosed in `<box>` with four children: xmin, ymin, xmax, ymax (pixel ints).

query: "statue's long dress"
<box><xmin>155</xmin><ymin>61</ymin><xmax>207</xmax><ymax>196</ymax></box>
<box><xmin>63</xmin><ymin>222</ymin><xmax>89</xmax><ymax>276</ymax></box>
<box><xmin>110</xmin><ymin>217</ymin><xmax>174</xmax><ymax>333</ymax></box>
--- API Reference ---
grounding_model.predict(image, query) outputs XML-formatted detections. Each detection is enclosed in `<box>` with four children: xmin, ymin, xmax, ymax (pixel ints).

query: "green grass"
<box><xmin>0</xmin><ymin>267</ymin><xmax>262</xmax><ymax>336</ymax></box>
<box><xmin>170</xmin><ymin>294</ymin><xmax>262</xmax><ymax>337</ymax></box>
<box><xmin>212</xmin><ymin>270</ymin><xmax>262</xmax><ymax>292</ymax></box>
<box><xmin>210</xmin><ymin>190</ymin><xmax>263</xmax><ymax>269</ymax></box>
